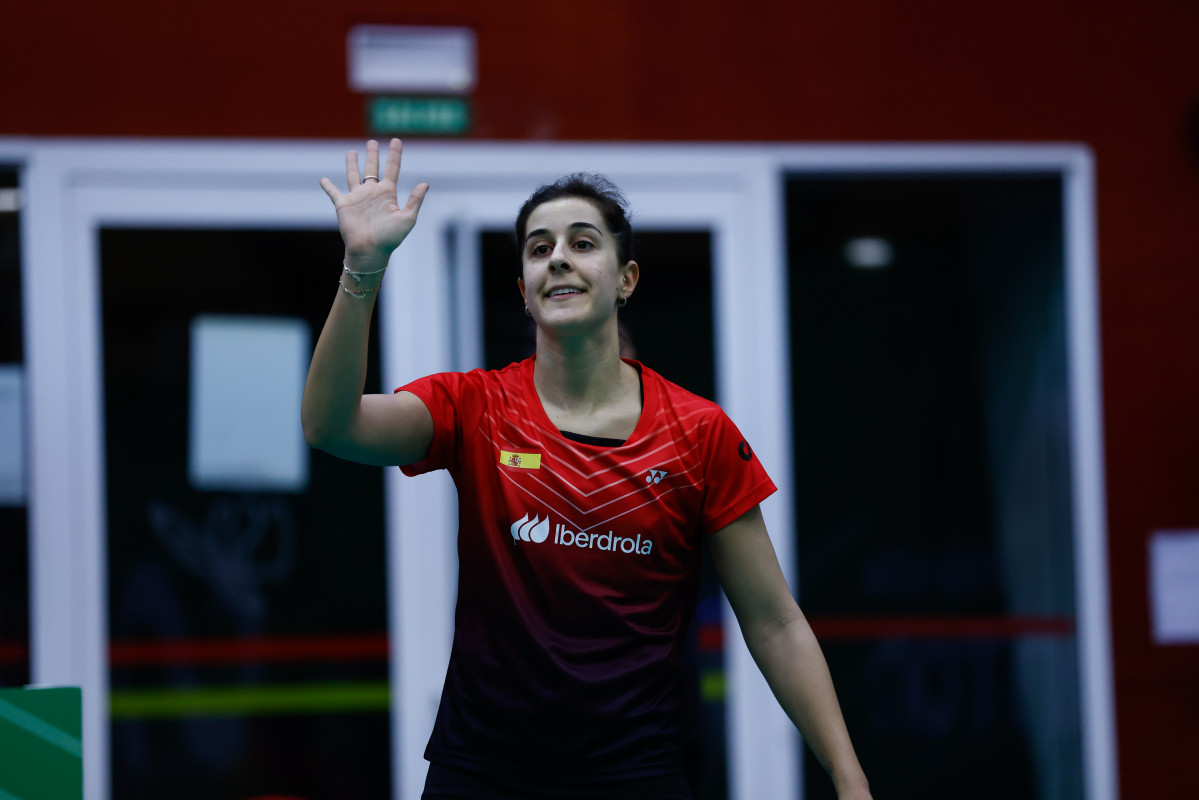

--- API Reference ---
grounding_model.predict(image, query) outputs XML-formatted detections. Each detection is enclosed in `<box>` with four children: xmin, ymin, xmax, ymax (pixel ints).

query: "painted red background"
<box><xmin>3</xmin><ymin>0</ymin><xmax>1197</xmax><ymax>796</ymax></box>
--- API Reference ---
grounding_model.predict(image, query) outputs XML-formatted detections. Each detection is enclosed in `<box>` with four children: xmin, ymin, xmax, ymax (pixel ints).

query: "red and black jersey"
<box><xmin>397</xmin><ymin>356</ymin><xmax>775</xmax><ymax>784</ymax></box>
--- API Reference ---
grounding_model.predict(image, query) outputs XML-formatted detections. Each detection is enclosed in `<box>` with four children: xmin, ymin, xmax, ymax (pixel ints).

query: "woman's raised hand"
<box><xmin>320</xmin><ymin>138</ymin><xmax>429</xmax><ymax>269</ymax></box>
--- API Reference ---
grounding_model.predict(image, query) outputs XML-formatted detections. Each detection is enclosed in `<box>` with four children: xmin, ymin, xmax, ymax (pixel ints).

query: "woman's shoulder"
<box><xmin>396</xmin><ymin>356</ymin><xmax>531</xmax><ymax>398</ymax></box>
<box><xmin>473</xmin><ymin>356</ymin><xmax>532</xmax><ymax>389</ymax></box>
<box><xmin>637</xmin><ymin>361</ymin><xmax>727</xmax><ymax>421</ymax></box>
<box><xmin>466</xmin><ymin>356</ymin><xmax>535</xmax><ymax>403</ymax></box>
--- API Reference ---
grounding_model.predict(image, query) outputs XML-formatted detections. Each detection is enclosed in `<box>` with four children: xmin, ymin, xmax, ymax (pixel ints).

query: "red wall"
<box><xmin>5</xmin><ymin>0</ymin><xmax>1198</xmax><ymax>796</ymax></box>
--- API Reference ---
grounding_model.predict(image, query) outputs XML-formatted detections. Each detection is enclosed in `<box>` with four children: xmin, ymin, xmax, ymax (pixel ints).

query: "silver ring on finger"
<box><xmin>361</xmin><ymin>175</ymin><xmax>379</xmax><ymax>183</ymax></box>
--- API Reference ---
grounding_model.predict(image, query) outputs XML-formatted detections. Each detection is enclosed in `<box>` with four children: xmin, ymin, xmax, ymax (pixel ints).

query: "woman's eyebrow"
<box><xmin>525</xmin><ymin>222</ymin><xmax>604</xmax><ymax>244</ymax></box>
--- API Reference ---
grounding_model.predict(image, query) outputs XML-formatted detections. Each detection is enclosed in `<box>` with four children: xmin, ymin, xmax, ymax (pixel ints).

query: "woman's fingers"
<box><xmin>337</xmin><ymin>140</ymin><xmax>401</xmax><ymax>192</ymax></box>
<box><xmin>383</xmin><ymin>139</ymin><xmax>403</xmax><ymax>184</ymax></box>
<box><xmin>345</xmin><ymin>149</ymin><xmax>361</xmax><ymax>187</ymax></box>
<box><xmin>363</xmin><ymin>139</ymin><xmax>380</xmax><ymax>183</ymax></box>
<box><xmin>403</xmin><ymin>182</ymin><xmax>430</xmax><ymax>216</ymax></box>
<box><xmin>319</xmin><ymin>177</ymin><xmax>344</xmax><ymax>204</ymax></box>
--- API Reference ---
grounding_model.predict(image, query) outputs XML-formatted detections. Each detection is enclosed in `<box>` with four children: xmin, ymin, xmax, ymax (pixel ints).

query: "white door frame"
<box><xmin>3</xmin><ymin>138</ymin><xmax>1110</xmax><ymax>800</ymax></box>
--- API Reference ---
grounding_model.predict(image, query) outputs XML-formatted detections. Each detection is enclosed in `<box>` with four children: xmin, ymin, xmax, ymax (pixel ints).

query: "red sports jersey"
<box><xmin>397</xmin><ymin>356</ymin><xmax>776</xmax><ymax>784</ymax></box>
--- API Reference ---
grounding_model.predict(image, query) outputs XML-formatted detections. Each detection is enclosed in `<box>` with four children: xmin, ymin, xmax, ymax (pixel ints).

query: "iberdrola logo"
<box><xmin>510</xmin><ymin>513</ymin><xmax>551</xmax><ymax>543</ymax></box>
<box><xmin>509</xmin><ymin>512</ymin><xmax>654</xmax><ymax>555</ymax></box>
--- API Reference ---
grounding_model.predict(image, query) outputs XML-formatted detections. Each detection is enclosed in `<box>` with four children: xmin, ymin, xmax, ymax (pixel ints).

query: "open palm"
<box><xmin>320</xmin><ymin>138</ymin><xmax>429</xmax><ymax>265</ymax></box>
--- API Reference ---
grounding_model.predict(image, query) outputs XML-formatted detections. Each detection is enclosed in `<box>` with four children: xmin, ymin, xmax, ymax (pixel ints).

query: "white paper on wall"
<box><xmin>1150</xmin><ymin>529</ymin><xmax>1199</xmax><ymax>644</ymax></box>
<box><xmin>189</xmin><ymin>315</ymin><xmax>311</xmax><ymax>492</ymax></box>
<box><xmin>0</xmin><ymin>365</ymin><xmax>25</xmax><ymax>505</ymax></box>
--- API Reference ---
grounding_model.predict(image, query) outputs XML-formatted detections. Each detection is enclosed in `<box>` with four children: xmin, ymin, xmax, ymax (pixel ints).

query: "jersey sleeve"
<box><xmin>394</xmin><ymin>371</ymin><xmax>478</xmax><ymax>476</ymax></box>
<box><xmin>699</xmin><ymin>409</ymin><xmax>777</xmax><ymax>534</ymax></box>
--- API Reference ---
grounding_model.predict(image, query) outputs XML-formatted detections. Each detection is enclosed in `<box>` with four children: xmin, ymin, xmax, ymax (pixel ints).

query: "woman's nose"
<box><xmin>549</xmin><ymin>247</ymin><xmax>571</xmax><ymax>273</ymax></box>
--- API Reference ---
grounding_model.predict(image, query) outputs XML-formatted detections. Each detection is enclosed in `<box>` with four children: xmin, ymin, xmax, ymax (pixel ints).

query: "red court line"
<box><xmin>697</xmin><ymin>615</ymin><xmax>1072</xmax><ymax>653</ymax></box>
<box><xmin>808</xmin><ymin>615</ymin><xmax>1074</xmax><ymax>639</ymax></box>
<box><xmin>698</xmin><ymin>625</ymin><xmax>724</xmax><ymax>653</ymax></box>
<box><xmin>11</xmin><ymin>615</ymin><xmax>1075</xmax><ymax>669</ymax></box>
<box><xmin>108</xmin><ymin>634</ymin><xmax>390</xmax><ymax>667</ymax></box>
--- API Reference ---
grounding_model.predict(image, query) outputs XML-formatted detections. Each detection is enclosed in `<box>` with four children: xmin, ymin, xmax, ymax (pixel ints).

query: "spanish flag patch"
<box><xmin>499</xmin><ymin>450</ymin><xmax>542</xmax><ymax>470</ymax></box>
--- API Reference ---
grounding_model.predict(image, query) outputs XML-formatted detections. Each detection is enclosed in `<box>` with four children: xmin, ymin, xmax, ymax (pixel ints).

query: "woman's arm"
<box><xmin>301</xmin><ymin>138</ymin><xmax>434</xmax><ymax>466</ymax></box>
<box><xmin>708</xmin><ymin>505</ymin><xmax>872</xmax><ymax>800</ymax></box>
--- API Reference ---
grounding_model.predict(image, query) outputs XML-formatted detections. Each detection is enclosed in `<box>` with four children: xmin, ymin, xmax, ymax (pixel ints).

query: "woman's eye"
<box><xmin>531</xmin><ymin>244</ymin><xmax>550</xmax><ymax>256</ymax></box>
<box><xmin>574</xmin><ymin>240</ymin><xmax>593</xmax><ymax>250</ymax></box>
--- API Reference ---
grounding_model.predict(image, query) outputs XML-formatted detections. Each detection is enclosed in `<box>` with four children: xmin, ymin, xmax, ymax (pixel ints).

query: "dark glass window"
<box><xmin>101</xmin><ymin>228</ymin><xmax>391</xmax><ymax>799</ymax></box>
<box><xmin>0</xmin><ymin>167</ymin><xmax>29</xmax><ymax>689</ymax></box>
<box><xmin>786</xmin><ymin>175</ymin><xmax>1082</xmax><ymax>799</ymax></box>
<box><xmin>480</xmin><ymin>228</ymin><xmax>727</xmax><ymax>799</ymax></box>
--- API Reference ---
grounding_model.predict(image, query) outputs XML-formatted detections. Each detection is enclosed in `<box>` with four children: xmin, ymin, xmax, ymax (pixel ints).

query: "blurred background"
<box><xmin>1</xmin><ymin>1</ymin><xmax>1197</xmax><ymax>799</ymax></box>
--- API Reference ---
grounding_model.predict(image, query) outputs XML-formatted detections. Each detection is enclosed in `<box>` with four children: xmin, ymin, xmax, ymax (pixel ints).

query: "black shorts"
<box><xmin>421</xmin><ymin>762</ymin><xmax>694</xmax><ymax>800</ymax></box>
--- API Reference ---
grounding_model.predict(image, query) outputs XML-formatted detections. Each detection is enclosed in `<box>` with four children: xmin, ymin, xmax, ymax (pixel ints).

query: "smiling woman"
<box><xmin>302</xmin><ymin>139</ymin><xmax>872</xmax><ymax>800</ymax></box>
<box><xmin>515</xmin><ymin>188</ymin><xmax>642</xmax><ymax>442</ymax></box>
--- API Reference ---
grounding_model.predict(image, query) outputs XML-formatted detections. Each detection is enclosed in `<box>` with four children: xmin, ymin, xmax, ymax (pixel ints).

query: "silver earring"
<box><xmin>524</xmin><ymin>305</ymin><xmax>532</xmax><ymax>317</ymax></box>
<box><xmin>617</xmin><ymin>296</ymin><xmax>628</xmax><ymax>308</ymax></box>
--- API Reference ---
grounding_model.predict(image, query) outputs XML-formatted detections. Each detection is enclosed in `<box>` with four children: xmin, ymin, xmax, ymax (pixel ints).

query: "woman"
<box><xmin>303</xmin><ymin>139</ymin><xmax>872</xmax><ymax>800</ymax></box>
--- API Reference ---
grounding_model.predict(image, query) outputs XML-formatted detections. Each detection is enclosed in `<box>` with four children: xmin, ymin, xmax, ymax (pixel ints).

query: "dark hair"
<box><xmin>514</xmin><ymin>173</ymin><xmax>634</xmax><ymax>268</ymax></box>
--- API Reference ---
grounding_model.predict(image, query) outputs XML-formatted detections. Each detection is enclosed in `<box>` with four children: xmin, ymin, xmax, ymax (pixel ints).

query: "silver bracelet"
<box><xmin>340</xmin><ymin>279</ymin><xmax>381</xmax><ymax>299</ymax></box>
<box><xmin>343</xmin><ymin>262</ymin><xmax>388</xmax><ymax>286</ymax></box>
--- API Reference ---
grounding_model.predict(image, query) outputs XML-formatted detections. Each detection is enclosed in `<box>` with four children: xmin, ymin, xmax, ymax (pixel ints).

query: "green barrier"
<box><xmin>0</xmin><ymin>687</ymin><xmax>82</xmax><ymax>800</ymax></box>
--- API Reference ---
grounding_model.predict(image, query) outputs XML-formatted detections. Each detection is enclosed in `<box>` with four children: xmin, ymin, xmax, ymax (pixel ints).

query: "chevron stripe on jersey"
<box><xmin>395</xmin><ymin>356</ymin><xmax>775</xmax><ymax>784</ymax></box>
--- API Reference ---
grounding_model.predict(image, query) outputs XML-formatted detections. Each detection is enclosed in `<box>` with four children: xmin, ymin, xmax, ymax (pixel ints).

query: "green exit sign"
<box><xmin>367</xmin><ymin>96</ymin><xmax>471</xmax><ymax>137</ymax></box>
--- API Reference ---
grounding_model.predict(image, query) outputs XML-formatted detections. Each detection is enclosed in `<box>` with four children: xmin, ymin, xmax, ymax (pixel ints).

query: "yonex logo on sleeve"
<box><xmin>510</xmin><ymin>513</ymin><xmax>550</xmax><ymax>543</ymax></box>
<box><xmin>645</xmin><ymin>469</ymin><xmax>667</xmax><ymax>484</ymax></box>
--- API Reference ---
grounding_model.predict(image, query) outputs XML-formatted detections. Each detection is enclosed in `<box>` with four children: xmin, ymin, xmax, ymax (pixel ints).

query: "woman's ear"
<box><xmin>620</xmin><ymin>261</ymin><xmax>639</xmax><ymax>299</ymax></box>
<box><xmin>517</xmin><ymin>277</ymin><xmax>527</xmax><ymax>302</ymax></box>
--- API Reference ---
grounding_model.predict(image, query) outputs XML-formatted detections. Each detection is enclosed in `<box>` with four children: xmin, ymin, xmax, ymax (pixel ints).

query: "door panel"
<box><xmin>101</xmin><ymin>227</ymin><xmax>391</xmax><ymax>798</ymax></box>
<box><xmin>395</xmin><ymin>175</ymin><xmax>794</xmax><ymax>800</ymax></box>
<box><xmin>786</xmin><ymin>175</ymin><xmax>1082</xmax><ymax>799</ymax></box>
<box><xmin>478</xmin><ymin>226</ymin><xmax>729</xmax><ymax>798</ymax></box>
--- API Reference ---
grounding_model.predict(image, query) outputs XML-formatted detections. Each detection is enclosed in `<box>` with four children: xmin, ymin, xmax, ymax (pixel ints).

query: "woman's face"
<box><xmin>518</xmin><ymin>196</ymin><xmax>637</xmax><ymax>334</ymax></box>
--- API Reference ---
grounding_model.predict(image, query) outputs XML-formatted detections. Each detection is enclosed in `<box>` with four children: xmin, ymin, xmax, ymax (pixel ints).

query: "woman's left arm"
<box><xmin>708</xmin><ymin>504</ymin><xmax>872</xmax><ymax>800</ymax></box>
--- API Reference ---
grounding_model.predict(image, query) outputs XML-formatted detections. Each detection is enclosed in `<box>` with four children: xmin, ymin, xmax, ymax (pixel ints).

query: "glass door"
<box><xmin>785</xmin><ymin>174</ymin><xmax>1085</xmax><ymax>799</ymax></box>
<box><xmin>100</xmin><ymin>226</ymin><xmax>391</xmax><ymax>798</ymax></box>
<box><xmin>399</xmin><ymin>170</ymin><xmax>789</xmax><ymax>800</ymax></box>
<box><xmin>29</xmin><ymin>143</ymin><xmax>800</xmax><ymax>800</ymax></box>
<box><xmin>28</xmin><ymin>146</ymin><xmax>411</xmax><ymax>800</ymax></box>
<box><xmin>478</xmin><ymin>222</ymin><xmax>728</xmax><ymax>797</ymax></box>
